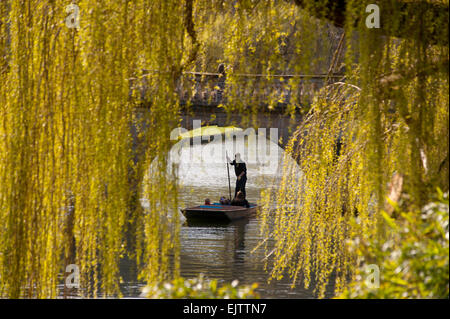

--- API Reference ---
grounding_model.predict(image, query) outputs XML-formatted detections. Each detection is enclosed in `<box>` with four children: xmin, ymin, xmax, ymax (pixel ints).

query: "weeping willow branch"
<box><xmin>183</xmin><ymin>0</ymin><xmax>200</xmax><ymax>68</ymax></box>
<box><xmin>293</xmin><ymin>0</ymin><xmax>449</xmax><ymax>46</ymax></box>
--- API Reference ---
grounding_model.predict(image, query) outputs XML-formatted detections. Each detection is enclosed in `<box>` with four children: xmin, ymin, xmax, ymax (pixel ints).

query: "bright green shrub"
<box><xmin>340</xmin><ymin>190</ymin><xmax>449</xmax><ymax>298</ymax></box>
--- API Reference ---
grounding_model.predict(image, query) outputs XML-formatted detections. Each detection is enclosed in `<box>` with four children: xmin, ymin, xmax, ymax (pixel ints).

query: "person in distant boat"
<box><xmin>231</xmin><ymin>191</ymin><xmax>250</xmax><ymax>208</ymax></box>
<box><xmin>204</xmin><ymin>198</ymin><xmax>211</xmax><ymax>205</ymax></box>
<box><xmin>220</xmin><ymin>196</ymin><xmax>231</xmax><ymax>205</ymax></box>
<box><xmin>226</xmin><ymin>152</ymin><xmax>247</xmax><ymax>199</ymax></box>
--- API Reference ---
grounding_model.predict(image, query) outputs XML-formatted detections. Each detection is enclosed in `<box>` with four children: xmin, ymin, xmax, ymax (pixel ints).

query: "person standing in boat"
<box><xmin>227</xmin><ymin>153</ymin><xmax>247</xmax><ymax>199</ymax></box>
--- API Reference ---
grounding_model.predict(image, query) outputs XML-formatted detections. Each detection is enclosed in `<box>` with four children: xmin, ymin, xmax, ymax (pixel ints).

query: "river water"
<box><xmin>117</xmin><ymin>135</ymin><xmax>335</xmax><ymax>299</ymax></box>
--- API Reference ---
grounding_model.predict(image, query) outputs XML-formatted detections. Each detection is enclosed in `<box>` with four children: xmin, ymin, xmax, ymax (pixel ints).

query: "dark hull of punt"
<box><xmin>181</xmin><ymin>204</ymin><xmax>257</xmax><ymax>221</ymax></box>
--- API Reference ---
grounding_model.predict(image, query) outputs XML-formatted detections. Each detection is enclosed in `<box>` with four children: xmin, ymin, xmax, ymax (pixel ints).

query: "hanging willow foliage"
<box><xmin>0</xmin><ymin>0</ymin><xmax>196</xmax><ymax>298</ymax></box>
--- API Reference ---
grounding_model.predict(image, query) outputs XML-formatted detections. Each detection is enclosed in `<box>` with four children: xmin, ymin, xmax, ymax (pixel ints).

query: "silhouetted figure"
<box><xmin>217</xmin><ymin>63</ymin><xmax>226</xmax><ymax>101</ymax></box>
<box><xmin>227</xmin><ymin>153</ymin><xmax>247</xmax><ymax>198</ymax></box>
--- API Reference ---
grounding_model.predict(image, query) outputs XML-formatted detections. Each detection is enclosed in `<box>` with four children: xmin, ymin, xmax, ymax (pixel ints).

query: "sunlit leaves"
<box><xmin>0</xmin><ymin>0</ymin><xmax>184</xmax><ymax>298</ymax></box>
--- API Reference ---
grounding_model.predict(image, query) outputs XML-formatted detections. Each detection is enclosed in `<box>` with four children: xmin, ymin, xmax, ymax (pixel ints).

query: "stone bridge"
<box><xmin>131</xmin><ymin>68</ymin><xmax>343</xmax><ymax>148</ymax></box>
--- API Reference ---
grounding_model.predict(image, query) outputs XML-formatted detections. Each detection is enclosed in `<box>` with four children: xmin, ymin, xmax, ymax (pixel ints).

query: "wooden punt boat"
<box><xmin>180</xmin><ymin>203</ymin><xmax>257</xmax><ymax>221</ymax></box>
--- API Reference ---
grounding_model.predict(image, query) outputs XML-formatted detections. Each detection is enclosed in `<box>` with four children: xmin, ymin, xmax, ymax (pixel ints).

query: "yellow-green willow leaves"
<box><xmin>0</xmin><ymin>0</ymin><xmax>189</xmax><ymax>298</ymax></box>
<box><xmin>258</xmin><ymin>0</ymin><xmax>449</xmax><ymax>298</ymax></box>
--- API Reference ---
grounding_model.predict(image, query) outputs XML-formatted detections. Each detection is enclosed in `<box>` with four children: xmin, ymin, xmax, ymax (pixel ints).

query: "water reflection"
<box><xmin>176</xmin><ymin>206</ymin><xmax>325</xmax><ymax>298</ymax></box>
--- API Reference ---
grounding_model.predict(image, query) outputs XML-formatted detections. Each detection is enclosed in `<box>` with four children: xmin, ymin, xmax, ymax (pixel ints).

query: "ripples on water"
<box><xmin>135</xmin><ymin>137</ymin><xmax>332</xmax><ymax>298</ymax></box>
